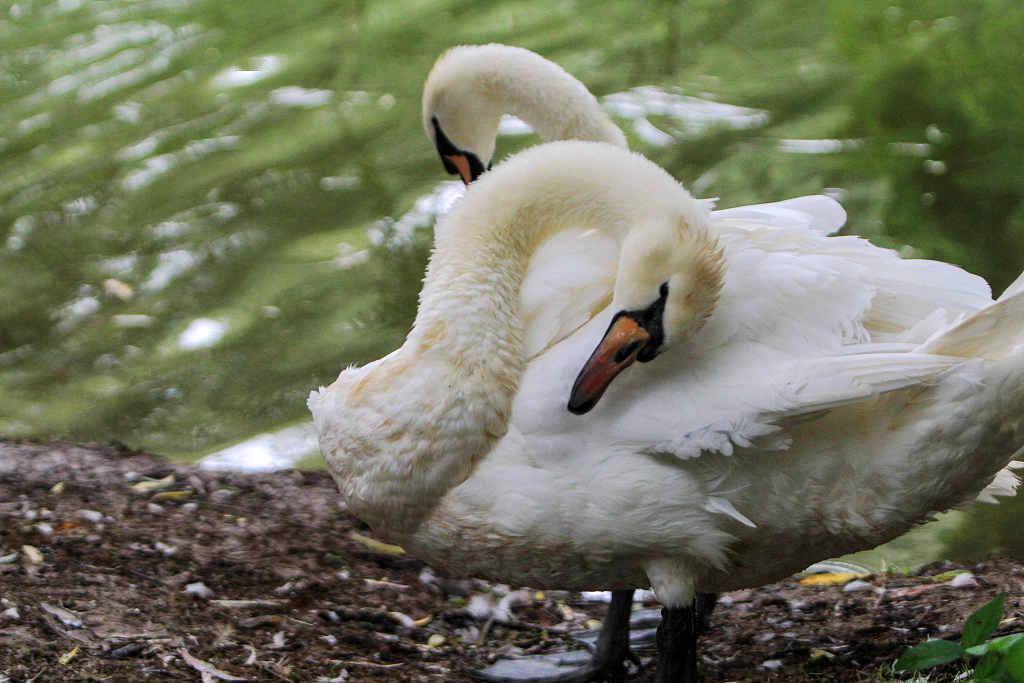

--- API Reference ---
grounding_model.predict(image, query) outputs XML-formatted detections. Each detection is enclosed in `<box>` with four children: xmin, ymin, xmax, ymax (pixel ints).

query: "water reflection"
<box><xmin>200</xmin><ymin>422</ymin><xmax>318</xmax><ymax>473</ymax></box>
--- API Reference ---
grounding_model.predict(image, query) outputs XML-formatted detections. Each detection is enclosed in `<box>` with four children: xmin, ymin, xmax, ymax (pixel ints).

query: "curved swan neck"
<box><xmin>316</xmin><ymin>142</ymin><xmax>717</xmax><ymax>540</ymax></box>
<box><xmin>424</xmin><ymin>44</ymin><xmax>627</xmax><ymax>158</ymax></box>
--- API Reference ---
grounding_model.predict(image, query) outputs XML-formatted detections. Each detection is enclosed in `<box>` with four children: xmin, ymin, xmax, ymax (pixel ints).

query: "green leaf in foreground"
<box><xmin>962</xmin><ymin>594</ymin><xmax>1006</xmax><ymax>649</ymax></box>
<box><xmin>894</xmin><ymin>639</ymin><xmax>964</xmax><ymax>672</ymax></box>
<box><xmin>1004</xmin><ymin>637</ymin><xmax>1024</xmax><ymax>680</ymax></box>
<box><xmin>967</xmin><ymin>633</ymin><xmax>1024</xmax><ymax>657</ymax></box>
<box><xmin>973</xmin><ymin>649</ymin><xmax>1001</xmax><ymax>679</ymax></box>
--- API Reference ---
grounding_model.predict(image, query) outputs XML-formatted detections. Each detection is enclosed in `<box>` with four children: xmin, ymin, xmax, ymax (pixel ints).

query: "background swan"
<box><xmin>423</xmin><ymin>43</ymin><xmax>626</xmax><ymax>183</ymax></box>
<box><xmin>311</xmin><ymin>141</ymin><xmax>1024</xmax><ymax>679</ymax></box>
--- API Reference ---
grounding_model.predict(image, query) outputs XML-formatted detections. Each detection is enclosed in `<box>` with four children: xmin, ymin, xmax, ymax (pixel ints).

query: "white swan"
<box><xmin>420</xmin><ymin>45</ymin><xmax>1021</xmax><ymax>680</ymax></box>
<box><xmin>311</xmin><ymin>141</ymin><xmax>1024</xmax><ymax>680</ymax></box>
<box><xmin>422</xmin><ymin>43</ymin><xmax>625</xmax><ymax>183</ymax></box>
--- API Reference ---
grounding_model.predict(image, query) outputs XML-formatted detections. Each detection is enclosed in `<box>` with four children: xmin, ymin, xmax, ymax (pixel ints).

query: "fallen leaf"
<box><xmin>50</xmin><ymin>482</ymin><xmax>65</xmax><ymax>495</ymax></box>
<box><xmin>58</xmin><ymin>645</ymin><xmax>79</xmax><ymax>665</ymax></box>
<box><xmin>362</xmin><ymin>578</ymin><xmax>408</xmax><ymax>592</ymax></box>
<box><xmin>151</xmin><ymin>489</ymin><xmax>192</xmax><ymax>501</ymax></box>
<box><xmin>131</xmin><ymin>475</ymin><xmax>174</xmax><ymax>493</ymax></box>
<box><xmin>427</xmin><ymin>634</ymin><xmax>446</xmax><ymax>648</ymax></box>
<box><xmin>349</xmin><ymin>532</ymin><xmax>404</xmax><ymax>556</ymax></box>
<box><xmin>887</xmin><ymin>584</ymin><xmax>942</xmax><ymax>599</ymax></box>
<box><xmin>809</xmin><ymin>648</ymin><xmax>835</xmax><ymax>663</ymax></box>
<box><xmin>179</xmin><ymin>647</ymin><xmax>246</xmax><ymax>681</ymax></box>
<box><xmin>209</xmin><ymin>599</ymin><xmax>284</xmax><ymax>609</ymax></box>
<box><xmin>21</xmin><ymin>545</ymin><xmax>44</xmax><ymax>565</ymax></box>
<box><xmin>41</xmin><ymin>603</ymin><xmax>84</xmax><ymax>628</ymax></box>
<box><xmin>799</xmin><ymin>572</ymin><xmax>866</xmax><ymax>587</ymax></box>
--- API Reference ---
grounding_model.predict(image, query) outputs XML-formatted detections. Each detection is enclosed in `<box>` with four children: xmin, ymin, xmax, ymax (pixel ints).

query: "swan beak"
<box><xmin>445</xmin><ymin>154</ymin><xmax>474</xmax><ymax>185</ymax></box>
<box><xmin>568</xmin><ymin>314</ymin><xmax>651</xmax><ymax>415</ymax></box>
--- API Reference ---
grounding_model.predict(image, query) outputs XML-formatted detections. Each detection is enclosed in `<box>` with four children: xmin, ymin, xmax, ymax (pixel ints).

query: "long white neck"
<box><xmin>424</xmin><ymin>44</ymin><xmax>627</xmax><ymax>160</ymax></box>
<box><xmin>312</xmin><ymin>142</ymin><xmax>711</xmax><ymax>540</ymax></box>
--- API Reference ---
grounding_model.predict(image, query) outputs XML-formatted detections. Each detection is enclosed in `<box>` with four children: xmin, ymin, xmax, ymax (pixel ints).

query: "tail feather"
<box><xmin>918</xmin><ymin>286</ymin><xmax>1024</xmax><ymax>359</ymax></box>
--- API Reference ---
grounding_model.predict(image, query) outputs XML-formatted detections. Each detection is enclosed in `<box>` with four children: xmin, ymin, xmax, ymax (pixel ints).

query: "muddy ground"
<box><xmin>1</xmin><ymin>440</ymin><xmax>1021</xmax><ymax>682</ymax></box>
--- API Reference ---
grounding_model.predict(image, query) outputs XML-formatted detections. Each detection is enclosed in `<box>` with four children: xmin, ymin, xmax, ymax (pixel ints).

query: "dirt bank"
<box><xmin>1</xmin><ymin>440</ymin><xmax>1021</xmax><ymax>681</ymax></box>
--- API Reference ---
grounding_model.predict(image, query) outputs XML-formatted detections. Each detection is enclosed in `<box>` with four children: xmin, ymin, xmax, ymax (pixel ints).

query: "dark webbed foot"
<box><xmin>472</xmin><ymin>590</ymin><xmax>636</xmax><ymax>683</ymax></box>
<box><xmin>472</xmin><ymin>590</ymin><xmax>719</xmax><ymax>683</ymax></box>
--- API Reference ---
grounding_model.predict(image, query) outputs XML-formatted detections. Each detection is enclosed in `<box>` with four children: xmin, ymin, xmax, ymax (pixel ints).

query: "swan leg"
<box><xmin>471</xmin><ymin>589</ymin><xmax>635</xmax><ymax>682</ymax></box>
<box><xmin>654</xmin><ymin>593</ymin><xmax>716</xmax><ymax>683</ymax></box>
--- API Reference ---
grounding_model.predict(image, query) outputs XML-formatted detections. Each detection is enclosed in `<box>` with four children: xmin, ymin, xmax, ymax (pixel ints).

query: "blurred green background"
<box><xmin>1</xmin><ymin>0</ymin><xmax>1022</xmax><ymax>566</ymax></box>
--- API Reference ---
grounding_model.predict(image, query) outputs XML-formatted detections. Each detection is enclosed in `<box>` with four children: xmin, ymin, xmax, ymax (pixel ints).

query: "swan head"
<box><xmin>568</xmin><ymin>219</ymin><xmax>724</xmax><ymax>415</ymax></box>
<box><xmin>422</xmin><ymin>47</ymin><xmax>503</xmax><ymax>184</ymax></box>
<box><xmin>423</xmin><ymin>44</ymin><xmax>626</xmax><ymax>184</ymax></box>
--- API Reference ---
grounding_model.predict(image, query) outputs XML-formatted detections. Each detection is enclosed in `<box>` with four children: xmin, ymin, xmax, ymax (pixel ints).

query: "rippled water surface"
<box><xmin>2</xmin><ymin>0</ymin><xmax>1023</xmax><ymax>566</ymax></box>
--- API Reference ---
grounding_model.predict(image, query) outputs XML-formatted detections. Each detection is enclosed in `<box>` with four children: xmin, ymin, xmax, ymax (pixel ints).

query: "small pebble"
<box><xmin>154</xmin><ymin>541</ymin><xmax>176</xmax><ymax>556</ymax></box>
<box><xmin>388</xmin><ymin>611</ymin><xmax>415</xmax><ymax>628</ymax></box>
<box><xmin>147</xmin><ymin>503</ymin><xmax>165</xmax><ymax>514</ymax></box>
<box><xmin>35</xmin><ymin>522</ymin><xmax>53</xmax><ymax>537</ymax></box>
<box><xmin>76</xmin><ymin>509</ymin><xmax>103</xmax><ymax>524</ymax></box>
<box><xmin>2</xmin><ymin>607</ymin><xmax>19</xmax><ymax>620</ymax></box>
<box><xmin>211</xmin><ymin>489</ymin><xmax>235</xmax><ymax>503</ymax></box>
<box><xmin>843</xmin><ymin>579</ymin><xmax>875</xmax><ymax>593</ymax></box>
<box><xmin>184</xmin><ymin>582</ymin><xmax>214</xmax><ymax>599</ymax></box>
<box><xmin>466</xmin><ymin>594</ymin><xmax>493</xmax><ymax>620</ymax></box>
<box><xmin>320</xmin><ymin>634</ymin><xmax>338</xmax><ymax>646</ymax></box>
<box><xmin>762</xmin><ymin>659</ymin><xmax>784</xmax><ymax>671</ymax></box>
<box><xmin>427</xmin><ymin>634</ymin><xmax>446</xmax><ymax>648</ymax></box>
<box><xmin>182</xmin><ymin>502</ymin><xmax>198</xmax><ymax>513</ymax></box>
<box><xmin>950</xmin><ymin>572</ymin><xmax>978</xmax><ymax>589</ymax></box>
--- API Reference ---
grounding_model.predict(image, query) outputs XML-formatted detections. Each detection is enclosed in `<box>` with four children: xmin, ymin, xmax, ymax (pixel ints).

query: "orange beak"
<box><xmin>568</xmin><ymin>315</ymin><xmax>651</xmax><ymax>415</ymax></box>
<box><xmin>445</xmin><ymin>153</ymin><xmax>473</xmax><ymax>185</ymax></box>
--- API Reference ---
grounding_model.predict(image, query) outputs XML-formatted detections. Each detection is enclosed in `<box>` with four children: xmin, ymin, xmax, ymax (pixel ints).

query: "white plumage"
<box><xmin>311</xmin><ymin>142</ymin><xmax>1023</xmax><ymax>608</ymax></box>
